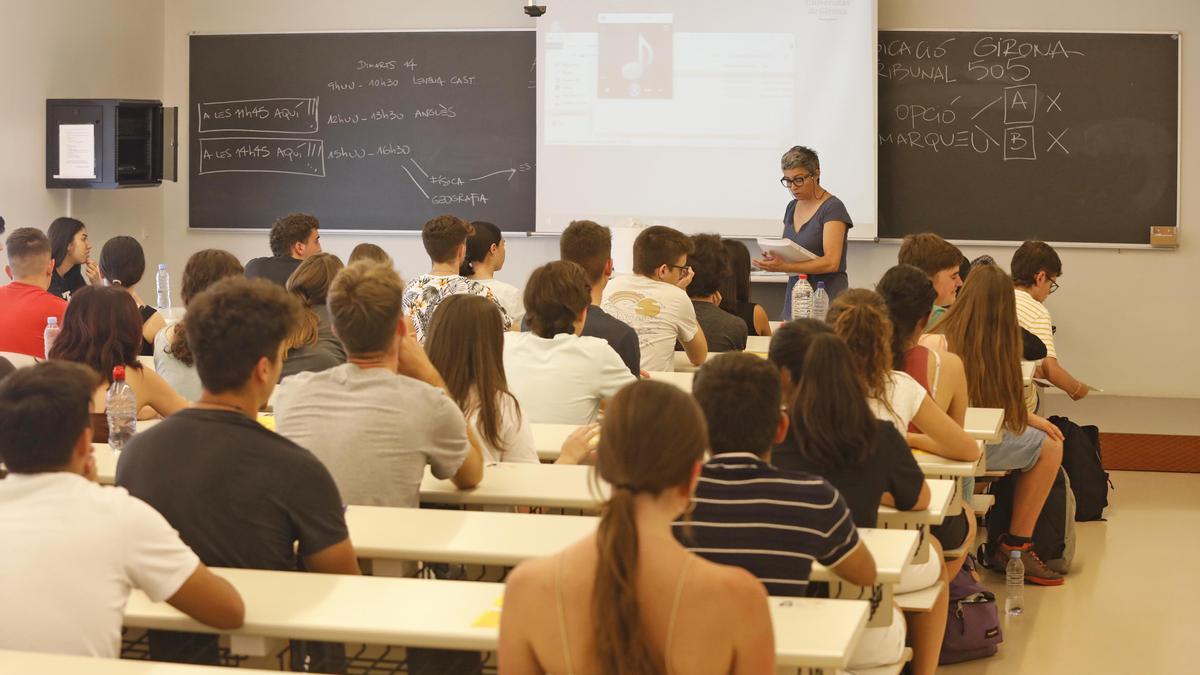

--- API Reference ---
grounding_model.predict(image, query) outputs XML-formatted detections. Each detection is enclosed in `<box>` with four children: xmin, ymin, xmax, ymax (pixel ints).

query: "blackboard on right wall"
<box><xmin>877</xmin><ymin>31</ymin><xmax>1179</xmax><ymax>245</ymax></box>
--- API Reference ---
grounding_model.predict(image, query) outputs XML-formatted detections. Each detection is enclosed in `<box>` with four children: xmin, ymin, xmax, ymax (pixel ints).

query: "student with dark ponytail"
<box><xmin>462</xmin><ymin>221</ymin><xmax>525</xmax><ymax>327</ymax></box>
<box><xmin>500</xmin><ymin>380</ymin><xmax>775</xmax><ymax>674</ymax></box>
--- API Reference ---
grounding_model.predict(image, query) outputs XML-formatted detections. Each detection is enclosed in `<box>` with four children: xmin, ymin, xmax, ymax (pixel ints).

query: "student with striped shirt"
<box><xmin>674</xmin><ymin>352</ymin><xmax>875</xmax><ymax>597</ymax></box>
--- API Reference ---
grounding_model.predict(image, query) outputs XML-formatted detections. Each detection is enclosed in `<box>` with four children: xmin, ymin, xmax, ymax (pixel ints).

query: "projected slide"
<box><xmin>537</xmin><ymin>0</ymin><xmax>877</xmax><ymax>239</ymax></box>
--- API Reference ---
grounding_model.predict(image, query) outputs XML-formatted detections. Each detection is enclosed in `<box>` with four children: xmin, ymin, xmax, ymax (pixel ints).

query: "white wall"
<box><xmin>0</xmin><ymin>0</ymin><xmax>164</xmax><ymax>299</ymax></box>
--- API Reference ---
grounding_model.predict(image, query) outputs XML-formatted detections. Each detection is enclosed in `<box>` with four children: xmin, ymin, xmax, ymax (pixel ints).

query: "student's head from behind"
<box><xmin>186</xmin><ymin>277</ymin><xmax>302</xmax><ymax>400</ymax></box>
<box><xmin>694</xmin><ymin>353</ymin><xmax>785</xmax><ymax>457</ymax></box>
<box><xmin>898</xmin><ymin>232</ymin><xmax>963</xmax><ymax>307</ymax></box>
<box><xmin>632</xmin><ymin>225</ymin><xmax>693</xmax><ymax>284</ymax></box>
<box><xmin>49</xmin><ymin>286</ymin><xmax>143</xmax><ymax>384</ymax></box>
<box><xmin>269</xmin><ymin>213</ymin><xmax>322</xmax><ymax>259</ymax></box>
<box><xmin>426</xmin><ymin>294</ymin><xmax>513</xmax><ymax>453</ymax></box>
<box><xmin>826</xmin><ymin>289</ymin><xmax>894</xmax><ymax>406</ymax></box>
<box><xmin>328</xmin><ymin>261</ymin><xmax>407</xmax><ymax>358</ymax></box>
<box><xmin>286</xmin><ymin>253</ymin><xmax>345</xmax><ymax>350</ymax></box>
<box><xmin>348</xmin><ymin>242</ymin><xmax>392</xmax><ymax>267</ymax></box>
<box><xmin>98</xmin><ymin>235</ymin><xmax>146</xmax><ymax>288</ymax></box>
<box><xmin>593</xmin><ymin>379</ymin><xmax>707</xmax><ymax>673</ymax></box>
<box><xmin>685</xmin><ymin>233</ymin><xmax>729</xmax><ymax>300</ymax></box>
<box><xmin>559</xmin><ymin>219</ymin><xmax>613</xmax><ymax>285</ymax></box>
<box><xmin>0</xmin><ymin>361</ymin><xmax>98</xmax><ymax>474</ymax></box>
<box><xmin>460</xmin><ymin>221</ymin><xmax>505</xmax><ymax>277</ymax></box>
<box><xmin>876</xmin><ymin>264</ymin><xmax>938</xmax><ymax>369</ymax></box>
<box><xmin>1011</xmin><ymin>240</ymin><xmax>1062</xmax><ymax>302</ymax></box>
<box><xmin>4</xmin><ymin>227</ymin><xmax>55</xmax><ymax>284</ymax></box>
<box><xmin>719</xmin><ymin>239</ymin><xmax>753</xmax><ymax>310</ymax></box>
<box><xmin>47</xmin><ymin>216</ymin><xmax>90</xmax><ymax>269</ymax></box>
<box><xmin>421</xmin><ymin>215</ymin><xmax>474</xmax><ymax>266</ymax></box>
<box><xmin>523</xmin><ymin>261</ymin><xmax>591</xmax><ymax>339</ymax></box>
<box><xmin>768</xmin><ymin>319</ymin><xmax>875</xmax><ymax>471</ymax></box>
<box><xmin>181</xmin><ymin>249</ymin><xmax>245</xmax><ymax>307</ymax></box>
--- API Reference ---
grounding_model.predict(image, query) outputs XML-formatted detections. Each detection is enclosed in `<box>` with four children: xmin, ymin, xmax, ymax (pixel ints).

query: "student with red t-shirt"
<box><xmin>0</xmin><ymin>228</ymin><xmax>67</xmax><ymax>358</ymax></box>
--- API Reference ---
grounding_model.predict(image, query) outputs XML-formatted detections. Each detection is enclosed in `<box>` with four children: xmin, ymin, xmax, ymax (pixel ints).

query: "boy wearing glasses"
<box><xmin>601</xmin><ymin>225</ymin><xmax>708</xmax><ymax>372</ymax></box>
<box><xmin>1011</xmin><ymin>240</ymin><xmax>1091</xmax><ymax>409</ymax></box>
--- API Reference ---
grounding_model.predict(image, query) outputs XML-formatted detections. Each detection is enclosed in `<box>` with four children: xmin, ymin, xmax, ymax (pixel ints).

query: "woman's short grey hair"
<box><xmin>781</xmin><ymin>145</ymin><xmax>820</xmax><ymax>174</ymax></box>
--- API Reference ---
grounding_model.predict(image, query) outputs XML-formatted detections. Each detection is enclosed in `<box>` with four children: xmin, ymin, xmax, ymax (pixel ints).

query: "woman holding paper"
<box><xmin>753</xmin><ymin>145</ymin><xmax>853</xmax><ymax>317</ymax></box>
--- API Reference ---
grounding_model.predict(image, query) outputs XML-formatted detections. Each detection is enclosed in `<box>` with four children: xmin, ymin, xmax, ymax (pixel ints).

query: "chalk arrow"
<box><xmin>470</xmin><ymin>168</ymin><xmax>516</xmax><ymax>182</ymax></box>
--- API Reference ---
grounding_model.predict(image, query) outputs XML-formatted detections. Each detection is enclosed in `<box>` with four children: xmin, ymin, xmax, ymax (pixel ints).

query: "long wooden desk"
<box><xmin>420</xmin><ymin>463</ymin><xmax>607</xmax><ymax>510</ymax></box>
<box><xmin>0</xmin><ymin>650</ymin><xmax>277</xmax><ymax>674</ymax></box>
<box><xmin>746</xmin><ymin>334</ymin><xmax>772</xmax><ymax>354</ymax></box>
<box><xmin>642</xmin><ymin>370</ymin><xmax>693</xmax><ymax>392</ymax></box>
<box><xmin>122</xmin><ymin>567</ymin><xmax>870</xmax><ymax>671</ymax></box>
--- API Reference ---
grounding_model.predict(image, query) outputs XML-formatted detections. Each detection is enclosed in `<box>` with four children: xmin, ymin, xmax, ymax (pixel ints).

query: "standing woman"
<box><xmin>98</xmin><ymin>236</ymin><xmax>165</xmax><ymax>356</ymax></box>
<box><xmin>719</xmin><ymin>240</ymin><xmax>772</xmax><ymax>337</ymax></box>
<box><xmin>47</xmin><ymin>217</ymin><xmax>101</xmax><ymax>300</ymax></box>
<box><xmin>753</xmin><ymin>146</ymin><xmax>853</xmax><ymax>317</ymax></box>
<box><xmin>500</xmin><ymin>380</ymin><xmax>775</xmax><ymax>674</ymax></box>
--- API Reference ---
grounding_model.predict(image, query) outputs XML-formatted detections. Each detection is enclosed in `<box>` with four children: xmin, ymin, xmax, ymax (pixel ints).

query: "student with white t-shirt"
<box><xmin>0</xmin><ymin>361</ymin><xmax>243</xmax><ymax>658</ymax></box>
<box><xmin>505</xmin><ymin>261</ymin><xmax>636</xmax><ymax>425</ymax></box>
<box><xmin>426</xmin><ymin>293</ymin><xmax>600</xmax><ymax>465</ymax></box>
<box><xmin>461</xmin><ymin>220</ymin><xmax>525</xmax><ymax>328</ymax></box>
<box><xmin>601</xmin><ymin>225</ymin><xmax>707</xmax><ymax>372</ymax></box>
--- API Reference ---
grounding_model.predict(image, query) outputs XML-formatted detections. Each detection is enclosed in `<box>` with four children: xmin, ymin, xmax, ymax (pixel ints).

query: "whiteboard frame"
<box><xmin>878</xmin><ymin>28</ymin><xmax>1182</xmax><ymax>250</ymax></box>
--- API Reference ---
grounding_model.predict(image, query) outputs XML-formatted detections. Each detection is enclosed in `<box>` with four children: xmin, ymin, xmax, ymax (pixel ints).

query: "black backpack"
<box><xmin>981</xmin><ymin>467</ymin><xmax>1075</xmax><ymax>575</ymax></box>
<box><xmin>1049</xmin><ymin>415</ymin><xmax>1111</xmax><ymax>521</ymax></box>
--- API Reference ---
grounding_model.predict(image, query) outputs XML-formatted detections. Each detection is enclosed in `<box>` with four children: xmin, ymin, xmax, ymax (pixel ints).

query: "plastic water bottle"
<box><xmin>43</xmin><ymin>316</ymin><xmax>61</xmax><ymax>356</ymax></box>
<box><xmin>155</xmin><ymin>263</ymin><xmax>171</xmax><ymax>311</ymax></box>
<box><xmin>790</xmin><ymin>274</ymin><xmax>813</xmax><ymax>320</ymax></box>
<box><xmin>106</xmin><ymin>365</ymin><xmax>137</xmax><ymax>452</ymax></box>
<box><xmin>813</xmin><ymin>282</ymin><xmax>830</xmax><ymax>322</ymax></box>
<box><xmin>1005</xmin><ymin>549</ymin><xmax>1025</xmax><ymax>616</ymax></box>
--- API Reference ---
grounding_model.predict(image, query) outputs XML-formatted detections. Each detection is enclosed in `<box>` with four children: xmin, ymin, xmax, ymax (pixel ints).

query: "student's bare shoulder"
<box><xmin>691</xmin><ymin>555</ymin><xmax>769</xmax><ymax>607</ymax></box>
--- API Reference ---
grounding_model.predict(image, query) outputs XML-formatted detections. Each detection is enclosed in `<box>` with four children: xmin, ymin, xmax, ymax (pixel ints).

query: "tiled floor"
<box><xmin>942</xmin><ymin>470</ymin><xmax>1200</xmax><ymax>674</ymax></box>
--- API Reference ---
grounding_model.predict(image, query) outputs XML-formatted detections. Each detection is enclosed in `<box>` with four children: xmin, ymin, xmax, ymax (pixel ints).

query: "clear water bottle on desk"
<box><xmin>43</xmin><ymin>316</ymin><xmax>61</xmax><ymax>356</ymax></box>
<box><xmin>790</xmin><ymin>274</ymin><xmax>813</xmax><ymax>320</ymax></box>
<box><xmin>1005</xmin><ymin>549</ymin><xmax>1025</xmax><ymax>616</ymax></box>
<box><xmin>155</xmin><ymin>263</ymin><xmax>171</xmax><ymax>311</ymax></box>
<box><xmin>813</xmin><ymin>281</ymin><xmax>830</xmax><ymax>322</ymax></box>
<box><xmin>106</xmin><ymin>365</ymin><xmax>137</xmax><ymax>452</ymax></box>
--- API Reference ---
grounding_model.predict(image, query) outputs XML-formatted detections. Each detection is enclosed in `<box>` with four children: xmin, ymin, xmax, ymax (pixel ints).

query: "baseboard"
<box><xmin>1100</xmin><ymin>433</ymin><xmax>1200</xmax><ymax>473</ymax></box>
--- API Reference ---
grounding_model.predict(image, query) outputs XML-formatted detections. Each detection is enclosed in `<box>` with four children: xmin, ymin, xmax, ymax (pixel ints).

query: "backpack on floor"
<box><xmin>939</xmin><ymin>556</ymin><xmax>1003</xmax><ymax>665</ymax></box>
<box><xmin>982</xmin><ymin>467</ymin><xmax>1076</xmax><ymax>575</ymax></box>
<box><xmin>1049</xmin><ymin>415</ymin><xmax>1111</xmax><ymax>521</ymax></box>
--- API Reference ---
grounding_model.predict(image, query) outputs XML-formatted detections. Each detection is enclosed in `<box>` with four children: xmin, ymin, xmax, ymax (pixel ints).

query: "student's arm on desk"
<box><xmin>1041</xmin><ymin>356</ymin><xmax>1091</xmax><ymax>400</ymax></box>
<box><xmin>831</xmin><ymin>543</ymin><xmax>877</xmax><ymax>588</ymax></box>
<box><xmin>880</xmin><ymin>482</ymin><xmax>931</xmax><ymax>511</ymax></box>
<box><xmin>555</xmin><ymin>424</ymin><xmax>600</xmax><ymax>465</ymax></box>
<box><xmin>167</xmin><ymin>564</ymin><xmax>245</xmax><ymax>629</ymax></box>
<box><xmin>682</xmin><ymin>328</ymin><xmax>708</xmax><ymax>366</ymax></box>
<box><xmin>137</xmin><ymin>368</ymin><xmax>189</xmax><ymax>418</ymax></box>
<box><xmin>907</xmin><ymin>396</ymin><xmax>980</xmax><ymax>462</ymax></box>
<box><xmin>451</xmin><ymin>425</ymin><xmax>485</xmax><ymax>489</ymax></box>
<box><xmin>305</xmin><ymin>538</ymin><xmax>362</xmax><ymax>575</ymax></box>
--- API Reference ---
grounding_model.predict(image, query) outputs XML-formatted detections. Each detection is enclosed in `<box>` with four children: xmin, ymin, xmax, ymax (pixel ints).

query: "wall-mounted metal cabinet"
<box><xmin>46</xmin><ymin>99</ymin><xmax>177</xmax><ymax>189</ymax></box>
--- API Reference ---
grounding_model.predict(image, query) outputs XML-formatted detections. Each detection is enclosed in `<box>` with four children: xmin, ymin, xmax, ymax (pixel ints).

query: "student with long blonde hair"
<box><xmin>500</xmin><ymin>380</ymin><xmax>775</xmax><ymax>674</ymax></box>
<box><xmin>931</xmin><ymin>263</ymin><xmax>1066</xmax><ymax>584</ymax></box>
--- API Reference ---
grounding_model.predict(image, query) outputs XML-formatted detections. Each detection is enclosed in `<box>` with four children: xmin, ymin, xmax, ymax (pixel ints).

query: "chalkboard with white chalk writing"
<box><xmin>877</xmin><ymin>31</ymin><xmax>1178</xmax><ymax>244</ymax></box>
<box><xmin>189</xmin><ymin>31</ymin><xmax>534</xmax><ymax>231</ymax></box>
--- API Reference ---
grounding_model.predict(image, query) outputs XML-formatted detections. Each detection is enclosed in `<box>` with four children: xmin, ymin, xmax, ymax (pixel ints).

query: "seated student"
<box><xmin>117</xmin><ymin>277</ymin><xmax>359</xmax><ymax>667</ymax></box>
<box><xmin>244</xmin><ymin>212</ymin><xmax>322</xmax><ymax>287</ymax></box>
<box><xmin>897</xmin><ymin>232</ymin><xmax>963</xmax><ymax>331</ymax></box>
<box><xmin>766</xmin><ymin>320</ymin><xmax>942</xmax><ymax>675</ymax></box>
<box><xmin>676</xmin><ymin>352</ymin><xmax>875</xmax><ymax>598</ymax></box>
<box><xmin>0</xmin><ymin>361</ymin><xmax>243</xmax><ymax>658</ymax></box>
<box><xmin>98</xmin><ymin>235</ymin><xmax>165</xmax><ymax>356</ymax></box>
<box><xmin>683</xmin><ymin>234</ymin><xmax>747</xmax><ymax>352</ymax></box>
<box><xmin>348</xmin><ymin>242</ymin><xmax>393</xmax><ymax>266</ymax></box>
<box><xmin>500</xmin><ymin>380</ymin><xmax>775</xmax><ymax>674</ymax></box>
<box><xmin>426</xmin><ymin>294</ymin><xmax>597</xmax><ymax>465</ymax></box>
<box><xmin>402</xmin><ymin>215</ymin><xmax>511</xmax><ymax>343</ymax></box>
<box><xmin>504</xmin><ymin>261</ymin><xmax>636</xmax><ymax>425</ymax></box>
<box><xmin>931</xmin><ymin>264</ymin><xmax>1066</xmax><ymax>584</ymax></box>
<box><xmin>280</xmin><ymin>252</ymin><xmax>348</xmax><ymax>380</ymax></box>
<box><xmin>719</xmin><ymin>239</ymin><xmax>772</xmax><ymax>337</ymax></box>
<box><xmin>601</xmin><ymin>225</ymin><xmax>707</xmax><ymax>372</ymax></box>
<box><xmin>461</xmin><ymin>221</ymin><xmax>525</xmax><ymax>327</ymax></box>
<box><xmin>558</xmin><ymin>219</ymin><xmax>641</xmax><ymax>376</ymax></box>
<box><xmin>1012</xmin><ymin>240</ymin><xmax>1092</xmax><ymax>408</ymax></box>
<box><xmin>49</xmin><ymin>286</ymin><xmax>187</xmax><ymax>423</ymax></box>
<box><xmin>0</xmin><ymin>227</ymin><xmax>67</xmax><ymax>358</ymax></box>
<box><xmin>155</xmin><ymin>249</ymin><xmax>245</xmax><ymax>402</ymax></box>
<box><xmin>47</xmin><ymin>216</ymin><xmax>101</xmax><ymax>300</ymax></box>
<box><xmin>275</xmin><ymin>262</ymin><xmax>483</xmax><ymax>506</ymax></box>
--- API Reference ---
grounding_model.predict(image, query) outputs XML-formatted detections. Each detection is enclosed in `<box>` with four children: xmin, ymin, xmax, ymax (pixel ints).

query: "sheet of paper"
<box><xmin>54</xmin><ymin>123</ymin><xmax>96</xmax><ymax>179</ymax></box>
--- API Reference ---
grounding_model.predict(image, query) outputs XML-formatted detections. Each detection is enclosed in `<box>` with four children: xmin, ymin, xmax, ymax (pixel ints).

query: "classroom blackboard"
<box><xmin>189</xmin><ymin>31</ymin><xmax>535</xmax><ymax>232</ymax></box>
<box><xmin>877</xmin><ymin>31</ymin><xmax>1178</xmax><ymax>245</ymax></box>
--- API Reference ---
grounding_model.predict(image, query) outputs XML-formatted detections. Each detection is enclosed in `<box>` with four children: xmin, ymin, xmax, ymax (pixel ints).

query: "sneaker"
<box><xmin>992</xmin><ymin>541</ymin><xmax>1065</xmax><ymax>586</ymax></box>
